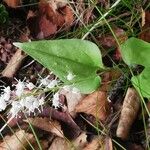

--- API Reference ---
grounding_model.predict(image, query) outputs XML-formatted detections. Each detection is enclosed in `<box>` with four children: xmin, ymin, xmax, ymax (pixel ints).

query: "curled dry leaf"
<box><xmin>0</xmin><ymin>130</ymin><xmax>34</xmax><ymax>150</ymax></box>
<box><xmin>2</xmin><ymin>49</ymin><xmax>26</xmax><ymax>78</ymax></box>
<box><xmin>139</xmin><ymin>11</ymin><xmax>150</xmax><ymax>42</ymax></box>
<box><xmin>116</xmin><ymin>88</ymin><xmax>140</xmax><ymax>140</ymax></box>
<box><xmin>3</xmin><ymin>0</ymin><xmax>21</xmax><ymax>8</ymax></box>
<box><xmin>75</xmin><ymin>90</ymin><xmax>111</xmax><ymax>122</ymax></box>
<box><xmin>24</xmin><ymin>117</ymin><xmax>64</xmax><ymax>138</ymax></box>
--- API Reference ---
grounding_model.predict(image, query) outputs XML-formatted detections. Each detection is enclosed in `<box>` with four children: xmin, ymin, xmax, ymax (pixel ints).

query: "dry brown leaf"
<box><xmin>0</xmin><ymin>130</ymin><xmax>34</xmax><ymax>150</ymax></box>
<box><xmin>2</xmin><ymin>49</ymin><xmax>26</xmax><ymax>78</ymax></box>
<box><xmin>101</xmin><ymin>69</ymin><xmax>122</xmax><ymax>92</ymax></box>
<box><xmin>60</xmin><ymin>89</ymin><xmax>85</xmax><ymax>116</ymax></box>
<box><xmin>48</xmin><ymin>137</ymin><xmax>70</xmax><ymax>150</ymax></box>
<box><xmin>72</xmin><ymin>132</ymin><xmax>87</xmax><ymax>149</ymax></box>
<box><xmin>31</xmin><ymin>140</ymin><xmax>49</xmax><ymax>150</ymax></box>
<box><xmin>98</xmin><ymin>28</ymin><xmax>127</xmax><ymax>60</ymax></box>
<box><xmin>62</xmin><ymin>6</ymin><xmax>74</xmax><ymax>26</ymax></box>
<box><xmin>98</xmin><ymin>28</ymin><xmax>127</xmax><ymax>49</ymax></box>
<box><xmin>83</xmin><ymin>136</ymin><xmax>113</xmax><ymax>150</ymax></box>
<box><xmin>139</xmin><ymin>11</ymin><xmax>150</xmax><ymax>42</ymax></box>
<box><xmin>48</xmin><ymin>132</ymin><xmax>87</xmax><ymax>150</ymax></box>
<box><xmin>8</xmin><ymin>107</ymin><xmax>81</xmax><ymax>140</ymax></box>
<box><xmin>3</xmin><ymin>0</ymin><xmax>21</xmax><ymax>8</ymax></box>
<box><xmin>39</xmin><ymin>15</ymin><xmax>57</xmax><ymax>37</ymax></box>
<box><xmin>75</xmin><ymin>90</ymin><xmax>110</xmax><ymax>122</ymax></box>
<box><xmin>25</xmin><ymin>117</ymin><xmax>64</xmax><ymax>138</ymax></box>
<box><xmin>116</xmin><ymin>88</ymin><xmax>140</xmax><ymax>140</ymax></box>
<box><xmin>27</xmin><ymin>0</ymin><xmax>74</xmax><ymax>38</ymax></box>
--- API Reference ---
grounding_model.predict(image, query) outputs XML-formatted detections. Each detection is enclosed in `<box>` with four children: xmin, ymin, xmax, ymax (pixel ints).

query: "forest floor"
<box><xmin>0</xmin><ymin>0</ymin><xmax>150</xmax><ymax>150</ymax></box>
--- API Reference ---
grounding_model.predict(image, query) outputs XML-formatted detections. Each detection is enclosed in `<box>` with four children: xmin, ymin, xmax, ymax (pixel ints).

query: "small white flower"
<box><xmin>20</xmin><ymin>98</ymin><xmax>26</xmax><ymax>107</ymax></box>
<box><xmin>3</xmin><ymin>86</ymin><xmax>11</xmax><ymax>102</ymax></box>
<box><xmin>24</xmin><ymin>96</ymin><xmax>35</xmax><ymax>109</ymax></box>
<box><xmin>47</xmin><ymin>80</ymin><xmax>58</xmax><ymax>88</ymax></box>
<box><xmin>39</xmin><ymin>97</ymin><xmax>44</xmax><ymax>106</ymax></box>
<box><xmin>67</xmin><ymin>72</ymin><xmax>75</xmax><ymax>81</ymax></box>
<box><xmin>40</xmin><ymin>76</ymin><xmax>51</xmax><ymax>86</ymax></box>
<box><xmin>26</xmin><ymin>82</ymin><xmax>35</xmax><ymax>90</ymax></box>
<box><xmin>52</xmin><ymin>92</ymin><xmax>60</xmax><ymax>108</ymax></box>
<box><xmin>3</xmin><ymin>86</ymin><xmax>11</xmax><ymax>94</ymax></box>
<box><xmin>9</xmin><ymin>101</ymin><xmax>22</xmax><ymax>117</ymax></box>
<box><xmin>15</xmin><ymin>80</ymin><xmax>25</xmax><ymax>97</ymax></box>
<box><xmin>0</xmin><ymin>96</ymin><xmax>7</xmax><ymax>111</ymax></box>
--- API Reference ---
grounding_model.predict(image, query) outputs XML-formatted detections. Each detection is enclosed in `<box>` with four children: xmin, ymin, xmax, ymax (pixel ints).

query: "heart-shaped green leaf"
<box><xmin>14</xmin><ymin>39</ymin><xmax>104</xmax><ymax>94</ymax></box>
<box><xmin>120</xmin><ymin>37</ymin><xmax>150</xmax><ymax>98</ymax></box>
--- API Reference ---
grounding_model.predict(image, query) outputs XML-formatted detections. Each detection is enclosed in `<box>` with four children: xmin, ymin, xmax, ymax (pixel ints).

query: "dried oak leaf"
<box><xmin>139</xmin><ymin>11</ymin><xmax>150</xmax><ymax>42</ymax></box>
<box><xmin>0</xmin><ymin>130</ymin><xmax>34</xmax><ymax>150</ymax></box>
<box><xmin>75</xmin><ymin>90</ymin><xmax>111</xmax><ymax>122</ymax></box>
<box><xmin>3</xmin><ymin>0</ymin><xmax>21</xmax><ymax>8</ymax></box>
<box><xmin>24</xmin><ymin>117</ymin><xmax>64</xmax><ymax>138</ymax></box>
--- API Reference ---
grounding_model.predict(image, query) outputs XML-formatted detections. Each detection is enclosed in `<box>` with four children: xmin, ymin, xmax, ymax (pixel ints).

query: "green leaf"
<box><xmin>120</xmin><ymin>37</ymin><xmax>150</xmax><ymax>98</ymax></box>
<box><xmin>14</xmin><ymin>39</ymin><xmax>104</xmax><ymax>94</ymax></box>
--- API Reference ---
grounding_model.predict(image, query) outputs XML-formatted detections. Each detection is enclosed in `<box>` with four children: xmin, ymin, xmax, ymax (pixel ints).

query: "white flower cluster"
<box><xmin>0</xmin><ymin>76</ymin><xmax>60</xmax><ymax>118</ymax></box>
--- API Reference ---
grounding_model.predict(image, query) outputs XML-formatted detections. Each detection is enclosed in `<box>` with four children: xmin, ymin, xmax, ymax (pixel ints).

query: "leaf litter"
<box><xmin>0</xmin><ymin>0</ymin><xmax>150</xmax><ymax>150</ymax></box>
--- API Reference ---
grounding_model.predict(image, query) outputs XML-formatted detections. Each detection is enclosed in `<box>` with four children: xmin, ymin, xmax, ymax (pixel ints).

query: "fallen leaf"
<box><xmin>72</xmin><ymin>132</ymin><xmax>87</xmax><ymax>149</ymax></box>
<box><xmin>116</xmin><ymin>88</ymin><xmax>140</xmax><ymax>140</ymax></box>
<box><xmin>3</xmin><ymin>0</ymin><xmax>21</xmax><ymax>8</ymax></box>
<box><xmin>98</xmin><ymin>28</ymin><xmax>127</xmax><ymax>60</ymax></box>
<box><xmin>48</xmin><ymin>132</ymin><xmax>87</xmax><ymax>150</ymax></box>
<box><xmin>0</xmin><ymin>130</ymin><xmax>34</xmax><ymax>150</ymax></box>
<box><xmin>27</xmin><ymin>0</ymin><xmax>74</xmax><ymax>38</ymax></box>
<box><xmin>75</xmin><ymin>90</ymin><xmax>110</xmax><ymax>122</ymax></box>
<box><xmin>32</xmin><ymin>140</ymin><xmax>49</xmax><ymax>150</ymax></box>
<box><xmin>24</xmin><ymin>117</ymin><xmax>64</xmax><ymax>138</ymax></box>
<box><xmin>62</xmin><ymin>6</ymin><xmax>74</xmax><ymax>26</ymax></box>
<box><xmin>8</xmin><ymin>107</ymin><xmax>81</xmax><ymax>140</ymax></box>
<box><xmin>60</xmin><ymin>88</ymin><xmax>85</xmax><ymax>116</ymax></box>
<box><xmin>83</xmin><ymin>136</ymin><xmax>112</xmax><ymax>150</ymax></box>
<box><xmin>48</xmin><ymin>137</ymin><xmax>70</xmax><ymax>150</ymax></box>
<box><xmin>2</xmin><ymin>49</ymin><xmax>26</xmax><ymax>78</ymax></box>
<box><xmin>39</xmin><ymin>14</ymin><xmax>57</xmax><ymax>38</ymax></box>
<box><xmin>98</xmin><ymin>28</ymin><xmax>127</xmax><ymax>49</ymax></box>
<box><xmin>139</xmin><ymin>11</ymin><xmax>150</xmax><ymax>42</ymax></box>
